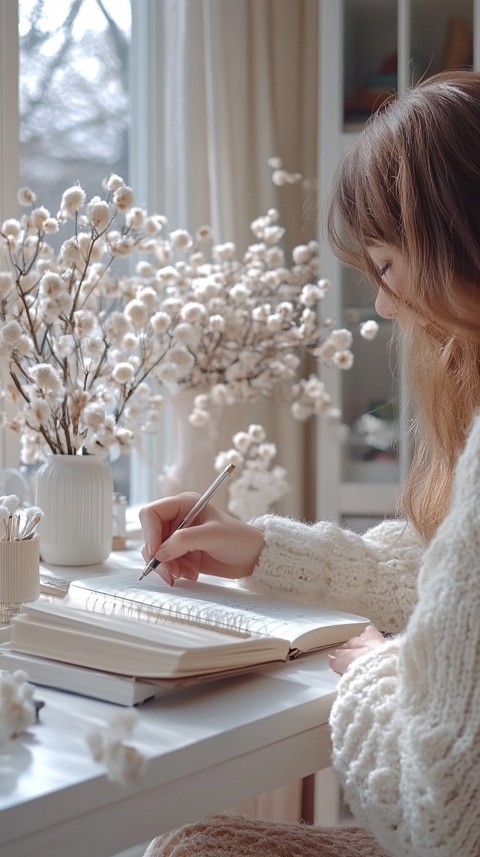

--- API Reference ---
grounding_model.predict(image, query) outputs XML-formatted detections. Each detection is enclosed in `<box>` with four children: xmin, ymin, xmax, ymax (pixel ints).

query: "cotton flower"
<box><xmin>216</xmin><ymin>424</ymin><xmax>290</xmax><ymax>521</ymax></box>
<box><xmin>333</xmin><ymin>350</ymin><xmax>354</xmax><ymax>370</ymax></box>
<box><xmin>360</xmin><ymin>319</ymin><xmax>379</xmax><ymax>340</ymax></box>
<box><xmin>87</xmin><ymin>197</ymin><xmax>112</xmax><ymax>231</ymax></box>
<box><xmin>0</xmin><ymin>166</ymin><xmax>371</xmax><ymax>463</ymax></box>
<box><xmin>29</xmin><ymin>363</ymin><xmax>63</xmax><ymax>394</ymax></box>
<box><xmin>1</xmin><ymin>320</ymin><xmax>23</xmax><ymax>346</ymax></box>
<box><xmin>124</xmin><ymin>299</ymin><xmax>150</xmax><ymax>329</ymax></box>
<box><xmin>112</xmin><ymin>363</ymin><xmax>136</xmax><ymax>385</ymax></box>
<box><xmin>17</xmin><ymin>187</ymin><xmax>36</xmax><ymax>206</ymax></box>
<box><xmin>60</xmin><ymin>185</ymin><xmax>86</xmax><ymax>217</ymax></box>
<box><xmin>170</xmin><ymin>229</ymin><xmax>193</xmax><ymax>250</ymax></box>
<box><xmin>113</xmin><ymin>185</ymin><xmax>134</xmax><ymax>211</ymax></box>
<box><xmin>0</xmin><ymin>670</ymin><xmax>37</xmax><ymax>746</ymax></box>
<box><xmin>86</xmin><ymin>710</ymin><xmax>147</xmax><ymax>786</ymax></box>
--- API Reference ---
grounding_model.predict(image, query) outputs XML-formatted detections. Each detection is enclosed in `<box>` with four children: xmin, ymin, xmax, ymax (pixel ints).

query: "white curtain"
<box><xmin>139</xmin><ymin>0</ymin><xmax>321</xmax><ymax>824</ymax></box>
<box><xmin>141</xmin><ymin>0</ymin><xmax>320</xmax><ymax>522</ymax></box>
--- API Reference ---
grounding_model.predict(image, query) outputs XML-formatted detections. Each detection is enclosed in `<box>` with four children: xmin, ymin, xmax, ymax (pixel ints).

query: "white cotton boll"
<box><xmin>168</xmin><ymin>346</ymin><xmax>195</xmax><ymax>372</ymax></box>
<box><xmin>300</xmin><ymin>284</ymin><xmax>324</xmax><ymax>307</ymax></box>
<box><xmin>105</xmin><ymin>311</ymin><xmax>131</xmax><ymax>343</ymax></box>
<box><xmin>113</xmin><ymin>185</ymin><xmax>134</xmax><ymax>212</ymax></box>
<box><xmin>332</xmin><ymin>350</ymin><xmax>354</xmax><ymax>370</ymax></box>
<box><xmin>135</xmin><ymin>260</ymin><xmax>155</xmax><ymax>277</ymax></box>
<box><xmin>180</xmin><ymin>302</ymin><xmax>205</xmax><ymax>324</ymax></box>
<box><xmin>189</xmin><ymin>408</ymin><xmax>210</xmax><ymax>428</ymax></box>
<box><xmin>105</xmin><ymin>173</ymin><xmax>125</xmax><ymax>191</ymax></box>
<box><xmin>155</xmin><ymin>363</ymin><xmax>179</xmax><ymax>383</ymax></box>
<box><xmin>213</xmin><ymin>242</ymin><xmax>236</xmax><ymax>262</ymax></box>
<box><xmin>271</xmin><ymin>169</ymin><xmax>287</xmax><ymax>187</ymax></box>
<box><xmin>121</xmin><ymin>332</ymin><xmax>139</xmax><ymax>352</ymax></box>
<box><xmin>328</xmin><ymin>328</ymin><xmax>353</xmax><ymax>349</ymax></box>
<box><xmin>195</xmin><ymin>224</ymin><xmax>213</xmax><ymax>242</ymax></box>
<box><xmin>112</xmin><ymin>362</ymin><xmax>136</xmax><ymax>385</ymax></box>
<box><xmin>314</xmin><ymin>339</ymin><xmax>337</xmax><ymax>361</ymax></box>
<box><xmin>73</xmin><ymin>310</ymin><xmax>96</xmax><ymax>337</ymax></box>
<box><xmin>230</xmin><ymin>284</ymin><xmax>250</xmax><ymax>304</ymax></box>
<box><xmin>104</xmin><ymin>742</ymin><xmax>147</xmax><ymax>785</ymax></box>
<box><xmin>266</xmin><ymin>313</ymin><xmax>283</xmax><ymax>333</ymax></box>
<box><xmin>150</xmin><ymin>312</ymin><xmax>171</xmax><ymax>334</ymax></box>
<box><xmin>360</xmin><ymin>319</ymin><xmax>379</xmax><ymax>340</ymax></box>
<box><xmin>125</xmin><ymin>207</ymin><xmax>146</xmax><ymax>229</ymax></box>
<box><xmin>25</xmin><ymin>399</ymin><xmax>50</xmax><ymax>427</ymax></box>
<box><xmin>263</xmin><ymin>225</ymin><xmax>285</xmax><ymax>246</ymax></box>
<box><xmin>60</xmin><ymin>237</ymin><xmax>83</xmax><ymax>266</ymax></box>
<box><xmin>114</xmin><ymin>428</ymin><xmax>135</xmax><ymax>449</ymax></box>
<box><xmin>0</xmin><ymin>670</ymin><xmax>36</xmax><ymax>743</ymax></box>
<box><xmin>169</xmin><ymin>229</ymin><xmax>193</xmax><ymax>250</ymax></box>
<box><xmin>43</xmin><ymin>217</ymin><xmax>59</xmax><ymax>234</ymax></box>
<box><xmin>173</xmin><ymin>322</ymin><xmax>199</xmax><ymax>347</ymax></box>
<box><xmin>292</xmin><ymin>245</ymin><xmax>311</xmax><ymax>265</ymax></box>
<box><xmin>248</xmin><ymin>424</ymin><xmax>266</xmax><ymax>443</ymax></box>
<box><xmin>1</xmin><ymin>320</ymin><xmax>22</xmax><ymax>346</ymax></box>
<box><xmin>232</xmin><ymin>432</ymin><xmax>252</xmax><ymax>453</ymax></box>
<box><xmin>2</xmin><ymin>218</ymin><xmax>22</xmax><ymax>237</ymax></box>
<box><xmin>210</xmin><ymin>384</ymin><xmax>228</xmax><ymax>407</ymax></box>
<box><xmin>29</xmin><ymin>363</ymin><xmax>63</xmax><ymax>394</ymax></box>
<box><xmin>291</xmin><ymin>401</ymin><xmax>312</xmax><ymax>421</ymax></box>
<box><xmin>251</xmin><ymin>305</ymin><xmax>270</xmax><ymax>323</ymax></box>
<box><xmin>208</xmin><ymin>315</ymin><xmax>226</xmax><ymax>333</ymax></box>
<box><xmin>38</xmin><ymin>296</ymin><xmax>60</xmax><ymax>324</ymax></box>
<box><xmin>83</xmin><ymin>404</ymin><xmax>106</xmax><ymax>431</ymax></box>
<box><xmin>257</xmin><ymin>442</ymin><xmax>277</xmax><ymax>463</ymax></box>
<box><xmin>87</xmin><ymin>197</ymin><xmax>112</xmax><ymax>231</ymax></box>
<box><xmin>17</xmin><ymin>187</ymin><xmax>37</xmax><ymax>206</ymax></box>
<box><xmin>60</xmin><ymin>185</ymin><xmax>86</xmax><ymax>217</ymax></box>
<box><xmin>83</xmin><ymin>337</ymin><xmax>105</xmax><ymax>360</ymax></box>
<box><xmin>124</xmin><ymin>299</ymin><xmax>150</xmax><ymax>329</ymax></box>
<box><xmin>30</xmin><ymin>206</ymin><xmax>50</xmax><ymax>230</ymax></box>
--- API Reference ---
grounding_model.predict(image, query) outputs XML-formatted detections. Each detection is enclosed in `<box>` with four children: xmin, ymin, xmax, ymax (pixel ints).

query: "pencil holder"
<box><xmin>0</xmin><ymin>535</ymin><xmax>40</xmax><ymax>623</ymax></box>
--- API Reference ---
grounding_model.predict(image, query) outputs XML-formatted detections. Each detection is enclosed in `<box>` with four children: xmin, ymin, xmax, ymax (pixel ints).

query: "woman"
<box><xmin>139</xmin><ymin>71</ymin><xmax>480</xmax><ymax>856</ymax></box>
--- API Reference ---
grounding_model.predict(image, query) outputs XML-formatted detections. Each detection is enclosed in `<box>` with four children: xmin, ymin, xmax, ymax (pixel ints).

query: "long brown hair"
<box><xmin>327</xmin><ymin>71</ymin><xmax>480</xmax><ymax>540</ymax></box>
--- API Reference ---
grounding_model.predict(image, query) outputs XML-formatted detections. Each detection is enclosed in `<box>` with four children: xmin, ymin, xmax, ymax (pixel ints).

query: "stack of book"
<box><xmin>0</xmin><ymin>569</ymin><xmax>369</xmax><ymax>705</ymax></box>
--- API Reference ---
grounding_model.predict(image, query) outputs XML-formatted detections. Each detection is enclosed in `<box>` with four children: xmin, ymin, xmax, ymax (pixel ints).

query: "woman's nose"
<box><xmin>375</xmin><ymin>289</ymin><xmax>397</xmax><ymax>320</ymax></box>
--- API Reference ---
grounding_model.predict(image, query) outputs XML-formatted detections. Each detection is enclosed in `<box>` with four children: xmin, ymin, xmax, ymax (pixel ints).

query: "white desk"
<box><xmin>0</xmin><ymin>552</ymin><xmax>340</xmax><ymax>857</ymax></box>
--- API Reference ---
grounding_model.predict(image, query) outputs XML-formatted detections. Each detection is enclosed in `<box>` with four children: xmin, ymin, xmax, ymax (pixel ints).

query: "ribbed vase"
<box><xmin>158</xmin><ymin>388</ymin><xmax>223</xmax><ymax>499</ymax></box>
<box><xmin>35</xmin><ymin>454</ymin><xmax>113</xmax><ymax>566</ymax></box>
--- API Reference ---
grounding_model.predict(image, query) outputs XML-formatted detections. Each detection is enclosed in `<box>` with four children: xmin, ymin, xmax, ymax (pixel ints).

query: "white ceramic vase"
<box><xmin>159</xmin><ymin>389</ymin><xmax>222</xmax><ymax>499</ymax></box>
<box><xmin>35</xmin><ymin>454</ymin><xmax>113</xmax><ymax>566</ymax></box>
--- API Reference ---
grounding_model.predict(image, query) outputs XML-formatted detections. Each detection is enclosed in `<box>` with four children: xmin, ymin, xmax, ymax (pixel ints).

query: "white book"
<box><xmin>0</xmin><ymin>644</ymin><xmax>168</xmax><ymax>706</ymax></box>
<box><xmin>8</xmin><ymin>569</ymin><xmax>369</xmax><ymax>682</ymax></box>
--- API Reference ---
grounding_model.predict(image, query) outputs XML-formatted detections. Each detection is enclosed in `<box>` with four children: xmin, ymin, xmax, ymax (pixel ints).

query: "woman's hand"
<box><xmin>139</xmin><ymin>493</ymin><xmax>265</xmax><ymax>586</ymax></box>
<box><xmin>328</xmin><ymin>624</ymin><xmax>386</xmax><ymax>675</ymax></box>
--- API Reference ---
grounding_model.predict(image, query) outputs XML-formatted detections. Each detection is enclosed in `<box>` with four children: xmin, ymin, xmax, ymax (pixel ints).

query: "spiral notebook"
<box><xmin>8</xmin><ymin>570</ymin><xmax>369</xmax><ymax>682</ymax></box>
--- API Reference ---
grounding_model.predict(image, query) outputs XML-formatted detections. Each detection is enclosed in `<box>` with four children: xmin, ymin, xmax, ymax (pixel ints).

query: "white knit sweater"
<box><xmin>241</xmin><ymin>413</ymin><xmax>480</xmax><ymax>856</ymax></box>
<box><xmin>241</xmin><ymin>515</ymin><xmax>422</xmax><ymax>634</ymax></box>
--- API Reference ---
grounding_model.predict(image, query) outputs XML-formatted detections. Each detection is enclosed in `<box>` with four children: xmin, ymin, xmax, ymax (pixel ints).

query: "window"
<box><xmin>19</xmin><ymin>0</ymin><xmax>131</xmax><ymax>219</ymax></box>
<box><xmin>0</xmin><ymin>0</ymin><xmax>162</xmax><ymax>504</ymax></box>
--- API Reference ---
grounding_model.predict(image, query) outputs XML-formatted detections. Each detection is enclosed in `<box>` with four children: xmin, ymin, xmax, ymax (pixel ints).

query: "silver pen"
<box><xmin>139</xmin><ymin>463</ymin><xmax>235</xmax><ymax>580</ymax></box>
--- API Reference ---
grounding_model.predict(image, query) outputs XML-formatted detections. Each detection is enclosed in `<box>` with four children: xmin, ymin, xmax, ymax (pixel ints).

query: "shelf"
<box><xmin>317</xmin><ymin>0</ymin><xmax>476</xmax><ymax>523</ymax></box>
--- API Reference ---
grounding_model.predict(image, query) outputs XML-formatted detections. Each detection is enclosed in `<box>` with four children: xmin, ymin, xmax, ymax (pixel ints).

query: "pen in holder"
<box><xmin>0</xmin><ymin>535</ymin><xmax>40</xmax><ymax>623</ymax></box>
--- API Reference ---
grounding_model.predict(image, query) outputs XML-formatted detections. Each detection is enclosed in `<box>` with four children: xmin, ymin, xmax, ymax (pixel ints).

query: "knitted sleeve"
<box><xmin>239</xmin><ymin>515</ymin><xmax>423</xmax><ymax>633</ymax></box>
<box><xmin>329</xmin><ymin>412</ymin><xmax>480</xmax><ymax>857</ymax></box>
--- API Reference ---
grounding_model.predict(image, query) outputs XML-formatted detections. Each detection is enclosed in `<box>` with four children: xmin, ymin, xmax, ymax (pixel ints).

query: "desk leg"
<box><xmin>313</xmin><ymin>767</ymin><xmax>342</xmax><ymax>826</ymax></box>
<box><xmin>227</xmin><ymin>779</ymin><xmax>302</xmax><ymax>824</ymax></box>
